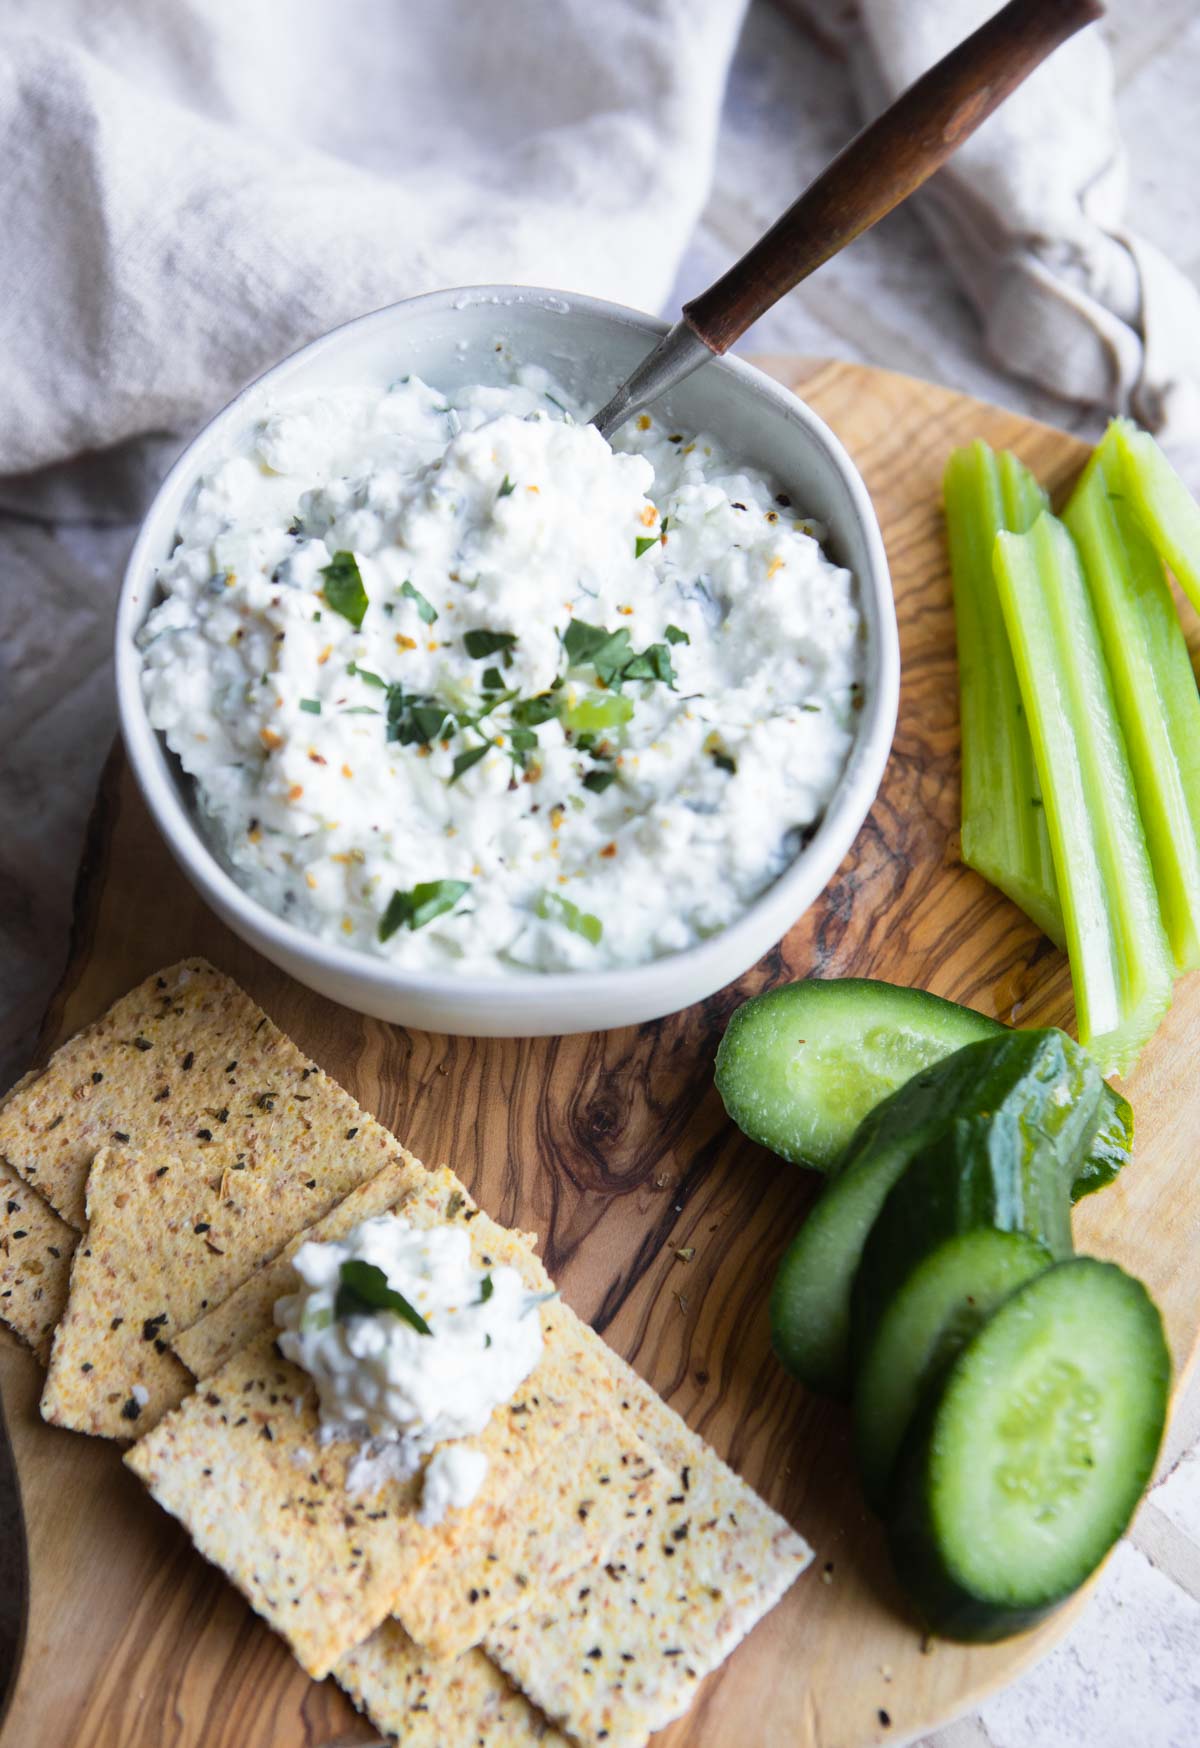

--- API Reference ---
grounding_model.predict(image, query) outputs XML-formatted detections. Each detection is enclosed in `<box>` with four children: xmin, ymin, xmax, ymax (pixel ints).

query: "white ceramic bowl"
<box><xmin>116</xmin><ymin>286</ymin><xmax>898</xmax><ymax>1036</ymax></box>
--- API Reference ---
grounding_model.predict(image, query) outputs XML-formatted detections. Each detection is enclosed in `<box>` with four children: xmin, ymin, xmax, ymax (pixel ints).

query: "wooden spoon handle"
<box><xmin>683</xmin><ymin>0</ymin><xmax>1104</xmax><ymax>354</ymax></box>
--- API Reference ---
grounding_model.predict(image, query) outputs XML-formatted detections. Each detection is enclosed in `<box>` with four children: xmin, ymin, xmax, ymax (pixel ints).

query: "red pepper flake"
<box><xmin>599</xmin><ymin>842</ymin><xmax>617</xmax><ymax>858</ymax></box>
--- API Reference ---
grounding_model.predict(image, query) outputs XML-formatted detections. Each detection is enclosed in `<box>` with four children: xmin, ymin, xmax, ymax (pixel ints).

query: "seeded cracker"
<box><xmin>0</xmin><ymin>960</ymin><xmax>430</xmax><ymax>1436</ymax></box>
<box><xmin>483</xmin><ymin>1325</ymin><xmax>812</xmax><ymax>1748</ymax></box>
<box><xmin>337</xmin><ymin>1621</ymin><xmax>568</xmax><ymax>1748</ymax></box>
<box><xmin>0</xmin><ymin>1155</ymin><xmax>76</xmax><ymax>1362</ymax></box>
<box><xmin>175</xmin><ymin>1162</ymin><xmax>495</xmax><ymax>1381</ymax></box>
<box><xmin>126</xmin><ymin>1207</ymin><xmax>662</xmax><ymax>1679</ymax></box>
<box><xmin>0</xmin><ymin>959</ymin><xmax>400</xmax><ymax>1231</ymax></box>
<box><xmin>172</xmin><ymin>1164</ymin><xmax>663</xmax><ymax>1661</ymax></box>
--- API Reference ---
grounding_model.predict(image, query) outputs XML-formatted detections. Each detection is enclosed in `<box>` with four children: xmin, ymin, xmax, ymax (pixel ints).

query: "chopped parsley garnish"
<box><xmin>478</xmin><ymin>1274</ymin><xmax>494</xmax><ymax>1304</ymax></box>
<box><xmin>509</xmin><ymin>726</ymin><xmax>538</xmax><ymax>762</ymax></box>
<box><xmin>561</xmin><ymin>619</ymin><xmax>675</xmax><ymax>690</ymax></box>
<box><xmin>665</xmin><ymin>624</ymin><xmax>689</xmax><ymax>645</ymax></box>
<box><xmin>400</xmin><ymin>580</ymin><xmax>438</xmax><ymax>624</ymax></box>
<box><xmin>464</xmin><ymin>628</ymin><xmax>518</xmax><ymax>660</ymax></box>
<box><xmin>481</xmin><ymin>666</ymin><xmax>506</xmax><ymax>693</ymax></box>
<box><xmin>544</xmin><ymin>392</ymin><xmax>569</xmax><ymax>415</ymax></box>
<box><xmin>378</xmin><ymin>879</ymin><xmax>471</xmax><ymax>940</ymax></box>
<box><xmin>335</xmin><ymin>1260</ymin><xmax>432</xmax><ymax>1334</ymax></box>
<box><xmin>299</xmin><ymin>698</ymin><xmax>322</xmax><ymax>714</ymax></box>
<box><xmin>348</xmin><ymin>662</ymin><xmax>387</xmax><ymax>689</ymax></box>
<box><xmin>386</xmin><ymin>683</ymin><xmax>452</xmax><ymax>747</ymax></box>
<box><xmin>450</xmin><ymin>743</ymin><xmax>491</xmax><ymax>783</ymax></box>
<box><xmin>511</xmin><ymin>694</ymin><xmax>558</xmax><ymax>727</ymax></box>
<box><xmin>498</xmin><ymin>475</ymin><xmax>516</xmax><ymax>498</ymax></box>
<box><xmin>536</xmin><ymin>890</ymin><xmax>603</xmax><ymax>945</ymax></box>
<box><xmin>582</xmin><ymin>770</ymin><xmax>617</xmax><ymax>794</ymax></box>
<box><xmin>340</xmin><ymin>705</ymin><xmax>379</xmax><ymax>716</ymax></box>
<box><xmin>711</xmin><ymin>749</ymin><xmax>737</xmax><ymax>774</ymax></box>
<box><xmin>635</xmin><ymin>536</ymin><xmax>659</xmax><ymax>559</ymax></box>
<box><xmin>320</xmin><ymin>551</ymin><xmax>369</xmax><ymax>629</ymax></box>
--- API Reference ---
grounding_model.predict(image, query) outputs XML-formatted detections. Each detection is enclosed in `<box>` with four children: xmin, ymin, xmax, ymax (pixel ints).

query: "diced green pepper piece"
<box><xmin>1112</xmin><ymin>417</ymin><xmax>1200</xmax><ymax>617</ymax></box>
<box><xmin>557</xmin><ymin>689</ymin><xmax>634</xmax><ymax>734</ymax></box>
<box><xmin>1064</xmin><ymin>431</ymin><xmax>1200</xmax><ymax>972</ymax></box>
<box><xmin>944</xmin><ymin>442</ymin><xmax>1063</xmax><ymax>946</ymax></box>
<box><xmin>992</xmin><ymin>513</ymin><xmax>1173</xmax><ymax>1076</ymax></box>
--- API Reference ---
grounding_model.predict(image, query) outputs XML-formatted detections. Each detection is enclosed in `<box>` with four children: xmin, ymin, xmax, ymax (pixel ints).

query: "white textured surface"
<box><xmin>1</xmin><ymin>4</ymin><xmax>1199</xmax><ymax>1744</ymax></box>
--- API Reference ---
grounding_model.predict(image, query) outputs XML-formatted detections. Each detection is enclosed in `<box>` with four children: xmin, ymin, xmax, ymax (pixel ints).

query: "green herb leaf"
<box><xmin>386</xmin><ymin>685</ymin><xmax>452</xmax><ymax>747</ymax></box>
<box><xmin>635</xmin><ymin>536</ymin><xmax>658</xmax><ymax>559</ymax></box>
<box><xmin>450</xmin><ymin>743</ymin><xmax>491</xmax><ymax>784</ymax></box>
<box><xmin>299</xmin><ymin>698</ymin><xmax>322</xmax><ymax>715</ymax></box>
<box><xmin>498</xmin><ymin>475</ymin><xmax>516</xmax><ymax>499</ymax></box>
<box><xmin>582</xmin><ymin>770</ymin><xmax>617</xmax><ymax>794</ymax></box>
<box><xmin>378</xmin><ymin>879</ymin><xmax>471</xmax><ymax>940</ymax></box>
<box><xmin>348</xmin><ymin>662</ymin><xmax>387</xmax><ymax>689</ymax></box>
<box><xmin>511</xmin><ymin>694</ymin><xmax>558</xmax><ymax>728</ymax></box>
<box><xmin>400</xmin><ymin>580</ymin><xmax>438</xmax><ymax>624</ymax></box>
<box><xmin>561</xmin><ymin>619</ymin><xmax>613</xmax><ymax>665</ymax></box>
<box><xmin>711</xmin><ymin>749</ymin><xmax>737</xmax><ymax>774</ymax></box>
<box><xmin>545</xmin><ymin>392</ymin><xmax>569</xmax><ymax>415</ymax></box>
<box><xmin>510</xmin><ymin>726</ymin><xmax>538</xmax><ymax>755</ymax></box>
<box><xmin>620</xmin><ymin>643</ymin><xmax>675</xmax><ymax>686</ymax></box>
<box><xmin>340</xmin><ymin>706</ymin><xmax>380</xmax><ymax>716</ymax></box>
<box><xmin>536</xmin><ymin>890</ymin><xmax>603</xmax><ymax>945</ymax></box>
<box><xmin>478</xmin><ymin>1274</ymin><xmax>494</xmax><ymax>1304</ymax></box>
<box><xmin>321</xmin><ymin>552</ymin><xmax>369</xmax><ymax>629</ymax></box>
<box><xmin>300</xmin><ymin>1302</ymin><xmax>334</xmax><ymax>1333</ymax></box>
<box><xmin>335</xmin><ymin>1260</ymin><xmax>432</xmax><ymax>1334</ymax></box>
<box><xmin>464</xmin><ymin>629</ymin><xmax>518</xmax><ymax>660</ymax></box>
<box><xmin>664</xmin><ymin>624</ymin><xmax>689</xmax><ymax>645</ymax></box>
<box><xmin>481</xmin><ymin>666</ymin><xmax>506</xmax><ymax>692</ymax></box>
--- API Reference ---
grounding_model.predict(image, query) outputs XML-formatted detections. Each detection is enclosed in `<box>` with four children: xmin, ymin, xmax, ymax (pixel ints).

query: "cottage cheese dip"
<box><xmin>139</xmin><ymin>365</ymin><xmax>863</xmax><ymax>973</ymax></box>
<box><xmin>275</xmin><ymin>1213</ymin><xmax>545</xmax><ymax>1523</ymax></box>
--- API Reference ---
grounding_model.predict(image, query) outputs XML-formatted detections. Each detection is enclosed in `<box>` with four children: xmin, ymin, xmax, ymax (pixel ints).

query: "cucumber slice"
<box><xmin>853</xmin><ymin>1229</ymin><xmax>1052</xmax><ymax>1509</ymax></box>
<box><xmin>888</xmin><ymin>1258</ymin><xmax>1170</xmax><ymax>1642</ymax></box>
<box><xmin>770</xmin><ymin>1028</ymin><xmax>1098</xmax><ymax>1396</ymax></box>
<box><xmin>715</xmin><ymin>979</ymin><xmax>1000</xmax><ymax>1170</ymax></box>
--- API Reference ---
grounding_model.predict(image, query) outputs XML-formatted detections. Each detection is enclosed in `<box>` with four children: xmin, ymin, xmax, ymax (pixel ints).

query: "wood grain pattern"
<box><xmin>2</xmin><ymin>359</ymin><xmax>1198</xmax><ymax>1748</ymax></box>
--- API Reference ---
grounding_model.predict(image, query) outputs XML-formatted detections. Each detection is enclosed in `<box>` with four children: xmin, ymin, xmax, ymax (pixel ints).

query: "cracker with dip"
<box><xmin>3</xmin><ymin>964</ymin><xmax>812</xmax><ymax>1746</ymax></box>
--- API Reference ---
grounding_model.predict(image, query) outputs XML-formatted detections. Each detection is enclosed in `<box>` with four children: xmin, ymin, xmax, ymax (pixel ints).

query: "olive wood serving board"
<box><xmin>2</xmin><ymin>359</ymin><xmax>1198</xmax><ymax>1748</ymax></box>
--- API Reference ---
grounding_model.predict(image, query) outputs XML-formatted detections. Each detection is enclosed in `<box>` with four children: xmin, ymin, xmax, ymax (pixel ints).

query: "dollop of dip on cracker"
<box><xmin>275</xmin><ymin>1212</ymin><xmax>546</xmax><ymax>1522</ymax></box>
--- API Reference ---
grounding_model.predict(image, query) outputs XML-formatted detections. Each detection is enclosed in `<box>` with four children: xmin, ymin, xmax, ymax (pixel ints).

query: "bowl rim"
<box><xmin>115</xmin><ymin>283</ymin><xmax>899</xmax><ymax>1011</ymax></box>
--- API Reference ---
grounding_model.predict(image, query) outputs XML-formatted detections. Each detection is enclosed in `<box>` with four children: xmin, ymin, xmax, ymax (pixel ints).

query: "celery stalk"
<box><xmin>993</xmin><ymin>513</ymin><xmax>1173</xmax><ymax>1077</ymax></box>
<box><xmin>1064</xmin><ymin>431</ymin><xmax>1200</xmax><ymax>972</ymax></box>
<box><xmin>1111</xmin><ymin>418</ymin><xmax>1200</xmax><ymax>616</ymax></box>
<box><xmin>944</xmin><ymin>441</ymin><xmax>1064</xmax><ymax>946</ymax></box>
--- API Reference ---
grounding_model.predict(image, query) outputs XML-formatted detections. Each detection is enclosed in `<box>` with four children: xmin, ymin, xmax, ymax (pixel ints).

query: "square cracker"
<box><xmin>126</xmin><ymin>1211</ymin><xmax>661</xmax><ymax>1680</ymax></box>
<box><xmin>0</xmin><ymin>959</ymin><xmax>400</xmax><ymax>1232</ymax></box>
<box><xmin>175</xmin><ymin>1163</ymin><xmax>493</xmax><ymax>1382</ymax></box>
<box><xmin>173</xmin><ymin>1163</ymin><xmax>663</xmax><ymax>1662</ymax></box>
<box><xmin>484</xmin><ymin>1327</ymin><xmax>812</xmax><ymax>1748</ymax></box>
<box><xmin>0</xmin><ymin>1157</ymin><xmax>77</xmax><ymax>1363</ymax></box>
<box><xmin>40</xmin><ymin>1144</ymin><xmax>426</xmax><ymax>1441</ymax></box>
<box><xmin>337</xmin><ymin>1620</ymin><xmax>568</xmax><ymax>1748</ymax></box>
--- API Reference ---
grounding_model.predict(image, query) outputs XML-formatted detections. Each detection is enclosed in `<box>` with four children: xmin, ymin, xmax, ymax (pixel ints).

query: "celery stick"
<box><xmin>993</xmin><ymin>513</ymin><xmax>1173</xmax><ymax>1076</ymax></box>
<box><xmin>1065</xmin><ymin>431</ymin><xmax>1200</xmax><ymax>972</ymax></box>
<box><xmin>1112</xmin><ymin>418</ymin><xmax>1200</xmax><ymax>616</ymax></box>
<box><xmin>944</xmin><ymin>441</ymin><xmax>1064</xmax><ymax>946</ymax></box>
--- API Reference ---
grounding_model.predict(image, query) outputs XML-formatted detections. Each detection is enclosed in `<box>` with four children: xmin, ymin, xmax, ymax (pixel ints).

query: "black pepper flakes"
<box><xmin>182</xmin><ymin>1051</ymin><xmax>195</xmax><ymax>1071</ymax></box>
<box><xmin>120</xmin><ymin>1397</ymin><xmax>142</xmax><ymax>1421</ymax></box>
<box><xmin>155</xmin><ymin>1166</ymin><xmax>169</xmax><ymax>1178</ymax></box>
<box><xmin>111</xmin><ymin>1131</ymin><xmax>130</xmax><ymax>1144</ymax></box>
<box><xmin>5</xmin><ymin>1201</ymin><xmax>17</xmax><ymax>1215</ymax></box>
<box><xmin>194</xmin><ymin>1222</ymin><xmax>211</xmax><ymax>1234</ymax></box>
<box><xmin>81</xmin><ymin>1362</ymin><xmax>93</xmax><ymax>1373</ymax></box>
<box><xmin>345</xmin><ymin>1126</ymin><xmax>358</xmax><ymax>1139</ymax></box>
<box><xmin>91</xmin><ymin>1071</ymin><xmax>104</xmax><ymax>1084</ymax></box>
<box><xmin>879</xmin><ymin>1710</ymin><xmax>892</xmax><ymax>1728</ymax></box>
<box><xmin>132</xmin><ymin>1036</ymin><xmax>153</xmax><ymax>1052</ymax></box>
<box><xmin>196</xmin><ymin>1129</ymin><xmax>213</xmax><ymax>1142</ymax></box>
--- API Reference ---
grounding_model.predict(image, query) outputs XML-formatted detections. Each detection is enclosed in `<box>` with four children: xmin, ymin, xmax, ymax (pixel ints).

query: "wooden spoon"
<box><xmin>591</xmin><ymin>0</ymin><xmax>1104</xmax><ymax>439</ymax></box>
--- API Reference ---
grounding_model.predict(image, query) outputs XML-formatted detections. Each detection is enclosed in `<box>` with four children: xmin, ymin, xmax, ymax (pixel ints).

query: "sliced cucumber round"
<box><xmin>888</xmin><ymin>1258</ymin><xmax>1170</xmax><ymax>1642</ymax></box>
<box><xmin>717</xmin><ymin>977</ymin><xmax>1131</xmax><ymax>1196</ymax></box>
<box><xmin>853</xmin><ymin>1228</ymin><xmax>1052</xmax><ymax>1508</ymax></box>
<box><xmin>715</xmin><ymin>979</ymin><xmax>1000</xmax><ymax>1170</ymax></box>
<box><xmin>770</xmin><ymin>1029</ymin><xmax>1096</xmax><ymax>1397</ymax></box>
